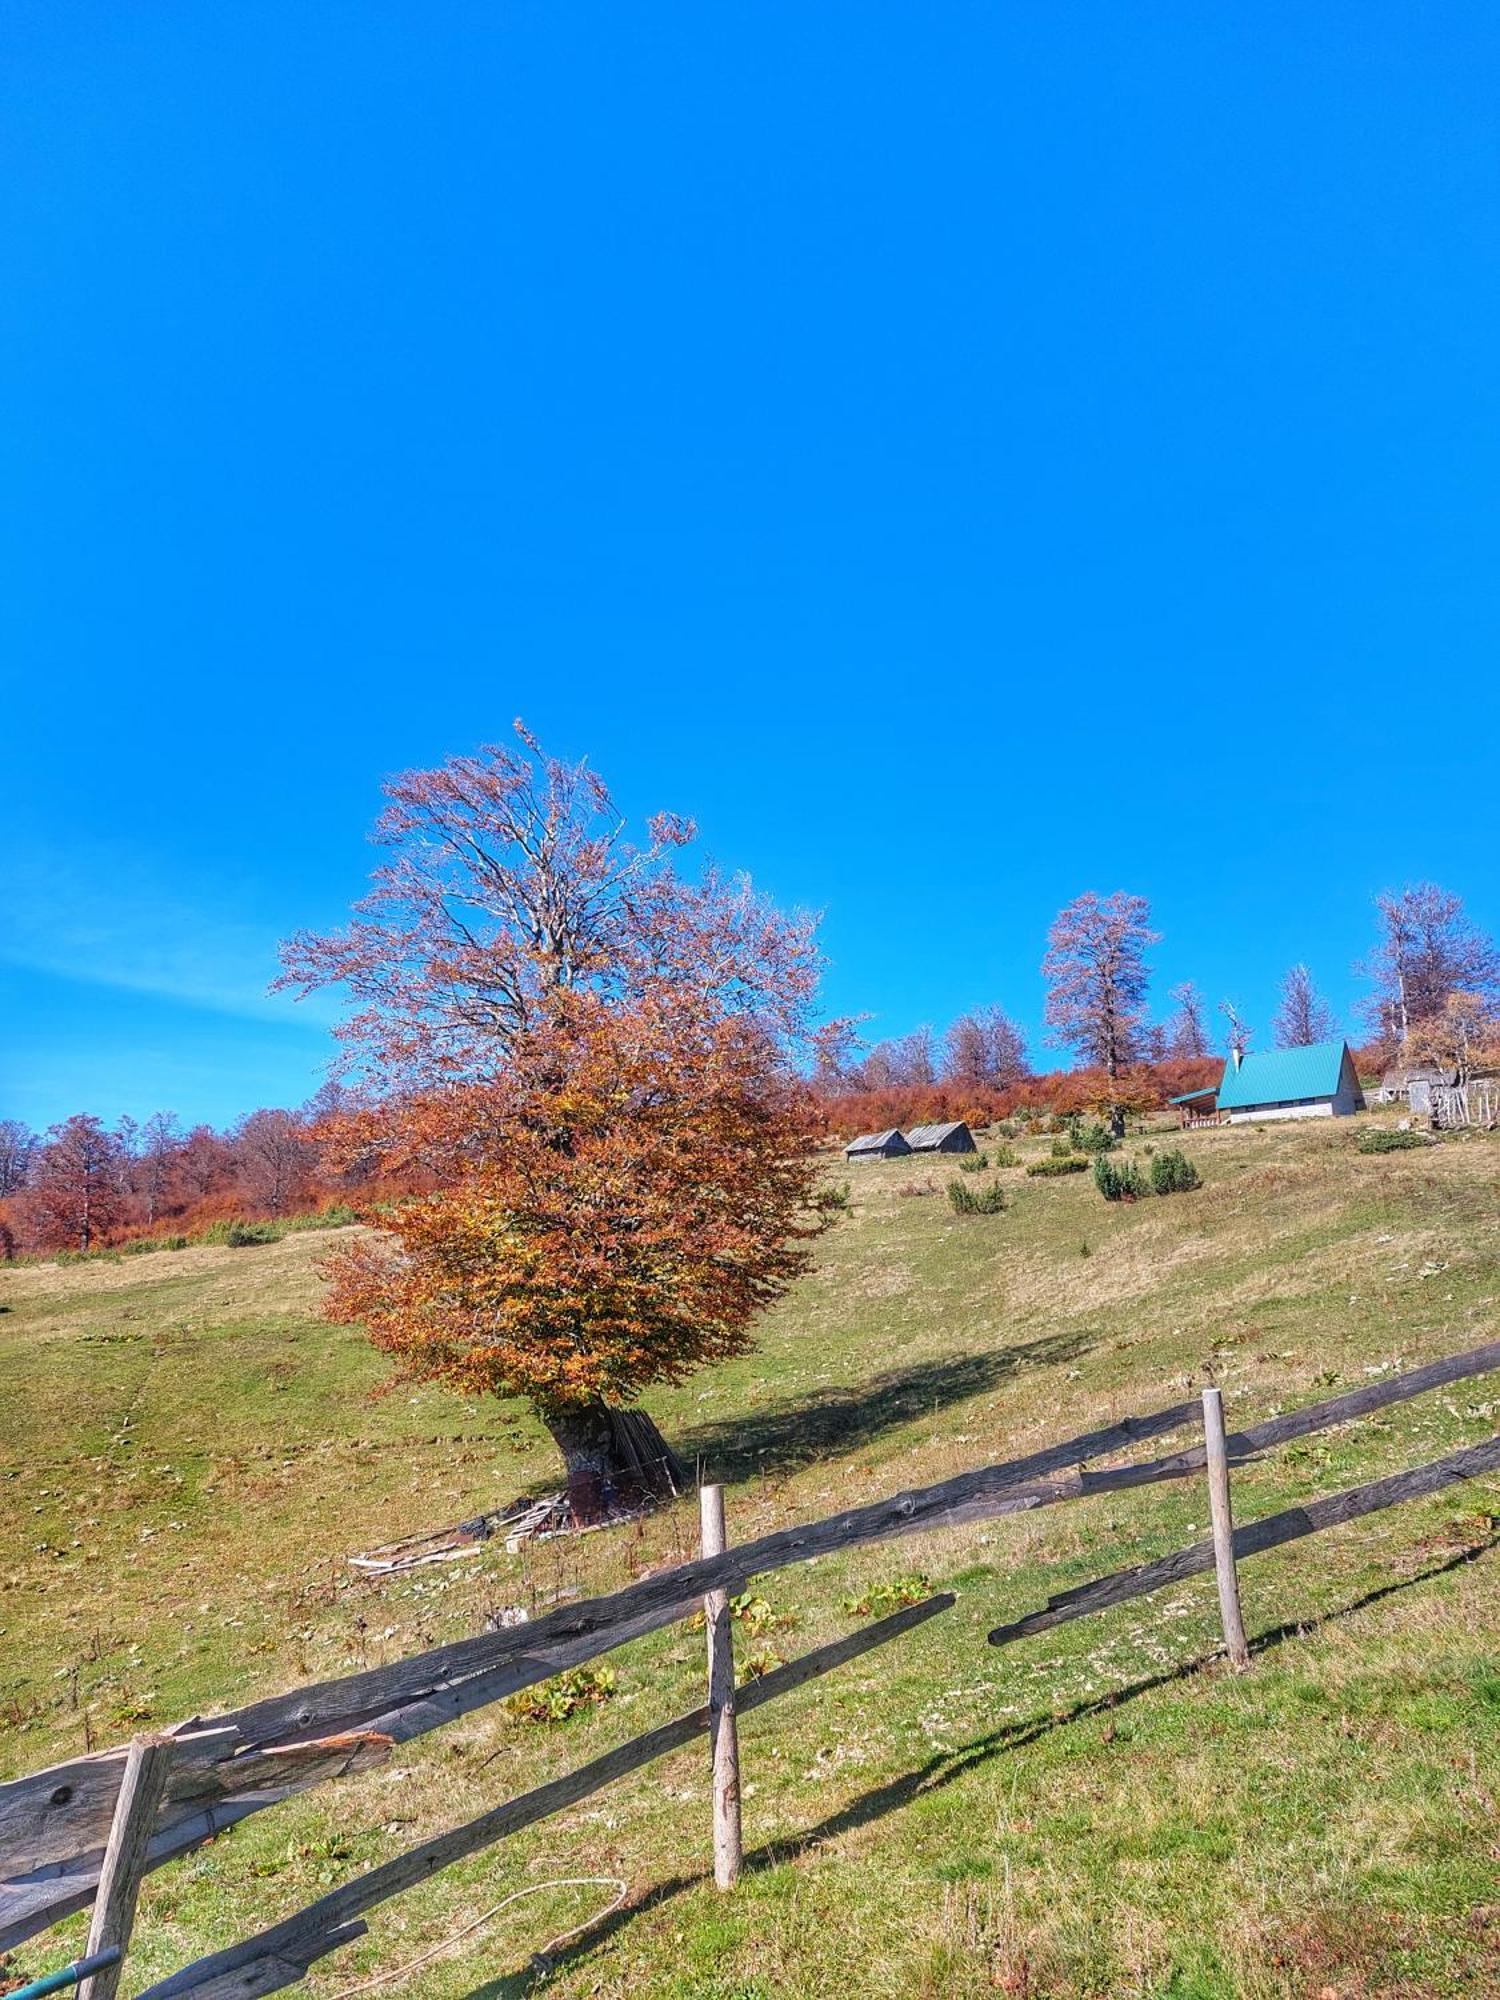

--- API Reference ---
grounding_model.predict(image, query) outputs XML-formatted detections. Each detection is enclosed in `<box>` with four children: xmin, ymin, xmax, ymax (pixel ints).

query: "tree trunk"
<box><xmin>543</xmin><ymin>1403</ymin><xmax>688</xmax><ymax>1524</ymax></box>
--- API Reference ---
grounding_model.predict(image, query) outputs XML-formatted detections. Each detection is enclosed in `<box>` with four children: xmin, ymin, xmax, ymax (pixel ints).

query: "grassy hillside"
<box><xmin>2</xmin><ymin>1114</ymin><xmax>1498</xmax><ymax>1999</ymax></box>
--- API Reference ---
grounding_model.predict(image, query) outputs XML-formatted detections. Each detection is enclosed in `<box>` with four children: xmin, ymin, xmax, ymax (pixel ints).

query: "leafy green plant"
<box><xmin>505</xmin><ymin>1664</ymin><xmax>617</xmax><ymax>1723</ymax></box>
<box><xmin>738</xmin><ymin>1645</ymin><xmax>787</xmax><ymax>1683</ymax></box>
<box><xmin>1094</xmin><ymin>1155</ymin><xmax>1149</xmax><ymax>1201</ymax></box>
<box><xmin>842</xmin><ymin>1573</ymin><xmax>934</xmax><ymax>1617</ymax></box>
<box><xmin>1149</xmin><ymin>1148</ymin><xmax>1202</xmax><ymax>1195</ymax></box>
<box><xmin>1355</xmin><ymin>1128</ymin><xmax>1433</xmax><ymax>1153</ymax></box>
<box><xmin>1026</xmin><ymin>1155</ymin><xmax>1088</xmax><ymax>1177</ymax></box>
<box><xmin>957</xmin><ymin>1151</ymin><xmax>990</xmax><ymax>1172</ymax></box>
<box><xmin>988</xmin><ymin>1142</ymin><xmax>1018</xmax><ymax>1167</ymax></box>
<box><xmin>946</xmin><ymin>1178</ymin><xmax>1008</xmax><ymax>1214</ymax></box>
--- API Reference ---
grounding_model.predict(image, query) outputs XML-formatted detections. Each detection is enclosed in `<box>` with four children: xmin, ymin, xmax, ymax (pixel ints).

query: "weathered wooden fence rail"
<box><xmin>3</xmin><ymin>1337</ymin><xmax>1498</xmax><ymax>1993</ymax></box>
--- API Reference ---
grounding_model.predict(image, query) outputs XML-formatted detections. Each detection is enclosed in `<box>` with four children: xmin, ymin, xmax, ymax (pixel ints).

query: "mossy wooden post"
<box><xmin>78</xmin><ymin>1734</ymin><xmax>172</xmax><ymax>2000</ymax></box>
<box><xmin>1201</xmin><ymin>1387</ymin><xmax>1251</xmax><ymax>1670</ymax></box>
<box><xmin>699</xmin><ymin>1484</ymin><xmax>743</xmax><ymax>1888</ymax></box>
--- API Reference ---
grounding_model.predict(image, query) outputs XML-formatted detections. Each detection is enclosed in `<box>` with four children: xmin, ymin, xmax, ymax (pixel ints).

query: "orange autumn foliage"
<box><xmin>320</xmin><ymin>990</ymin><xmax>825</xmax><ymax>1410</ymax></box>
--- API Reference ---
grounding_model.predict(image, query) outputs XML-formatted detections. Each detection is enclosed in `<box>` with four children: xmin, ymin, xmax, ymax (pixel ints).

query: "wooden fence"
<box><xmin>3</xmin><ymin>1338</ymin><xmax>1498</xmax><ymax>1998</ymax></box>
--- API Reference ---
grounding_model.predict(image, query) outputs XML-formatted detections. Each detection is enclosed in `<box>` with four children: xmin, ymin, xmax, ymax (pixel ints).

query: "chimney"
<box><xmin>1231</xmin><ymin>1046</ymin><xmax>1242</xmax><ymax>1072</ymax></box>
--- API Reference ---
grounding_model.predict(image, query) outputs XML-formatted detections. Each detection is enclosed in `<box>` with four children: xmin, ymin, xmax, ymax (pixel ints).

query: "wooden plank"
<box><xmin>77</xmin><ymin>1736</ymin><xmax>171</xmax><ymax>2000</ymax></box>
<box><xmin>1201</xmin><ymin>1388</ymin><xmax>1250</xmax><ymax>1670</ymax></box>
<box><xmin>9</xmin><ymin>1338</ymin><xmax>1500</xmax><ymax>1946</ymax></box>
<box><xmin>988</xmin><ymin>1433</ymin><xmax>1500</xmax><ymax>1646</ymax></box>
<box><xmin>0</xmin><ymin>1734</ymin><xmax>392</xmax><ymax>1953</ymax></box>
<box><xmin>137</xmin><ymin>1594</ymin><xmax>955</xmax><ymax>2000</ymax></box>
<box><xmin>699</xmin><ymin>1485</ymin><xmax>742</xmax><ymax>1890</ymax></box>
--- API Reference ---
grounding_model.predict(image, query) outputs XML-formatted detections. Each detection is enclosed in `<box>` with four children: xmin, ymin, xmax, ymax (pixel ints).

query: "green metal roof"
<box><xmin>1169</xmin><ymin>1085</ymin><xmax>1219</xmax><ymax>1104</ymax></box>
<box><xmin>1215</xmin><ymin>1040</ymin><xmax>1351</xmax><ymax>1110</ymax></box>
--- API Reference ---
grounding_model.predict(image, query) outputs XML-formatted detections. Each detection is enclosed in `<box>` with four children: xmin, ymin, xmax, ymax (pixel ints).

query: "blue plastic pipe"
<box><xmin>5</xmin><ymin>1947</ymin><xmax>121</xmax><ymax>2000</ymax></box>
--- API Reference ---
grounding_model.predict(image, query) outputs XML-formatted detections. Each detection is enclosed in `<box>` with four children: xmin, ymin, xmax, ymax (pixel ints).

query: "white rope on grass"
<box><xmin>325</xmin><ymin>1876</ymin><xmax>629</xmax><ymax>1998</ymax></box>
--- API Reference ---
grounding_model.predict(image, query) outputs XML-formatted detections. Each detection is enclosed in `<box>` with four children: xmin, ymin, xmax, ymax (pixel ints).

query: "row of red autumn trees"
<box><xmin>0</xmin><ymin>1089</ymin><xmax>378</xmax><ymax>1259</ymax></box>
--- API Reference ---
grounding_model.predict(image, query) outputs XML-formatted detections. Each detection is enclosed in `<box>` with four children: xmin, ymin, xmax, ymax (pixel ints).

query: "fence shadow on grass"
<box><xmin>466</xmin><ymin>1533</ymin><xmax>1498</xmax><ymax>1999</ymax></box>
<box><xmin>672</xmin><ymin>1327</ymin><xmax>1096</xmax><ymax>1486</ymax></box>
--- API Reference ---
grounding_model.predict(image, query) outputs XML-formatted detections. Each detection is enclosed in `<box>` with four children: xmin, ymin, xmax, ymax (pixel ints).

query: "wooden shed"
<box><xmin>904</xmin><ymin>1120</ymin><xmax>977</xmax><ymax>1154</ymax></box>
<box><xmin>844</xmin><ymin>1129</ymin><xmax>912</xmax><ymax>1161</ymax></box>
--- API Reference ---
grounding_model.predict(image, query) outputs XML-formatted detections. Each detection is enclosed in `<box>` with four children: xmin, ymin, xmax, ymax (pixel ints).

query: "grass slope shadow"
<box><xmin>673</xmin><ymin>1328</ymin><xmax>1095</xmax><ymax>1486</ymax></box>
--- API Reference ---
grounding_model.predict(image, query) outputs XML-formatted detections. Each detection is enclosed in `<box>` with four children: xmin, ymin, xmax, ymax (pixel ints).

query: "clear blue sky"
<box><xmin>3</xmin><ymin>4</ymin><xmax>1497</xmax><ymax>1132</ymax></box>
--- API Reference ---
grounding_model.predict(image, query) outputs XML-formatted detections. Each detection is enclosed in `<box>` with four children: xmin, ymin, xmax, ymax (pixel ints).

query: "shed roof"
<box><xmin>845</xmin><ymin>1128</ymin><xmax>908</xmax><ymax>1153</ymax></box>
<box><xmin>905</xmin><ymin>1120</ymin><xmax>971</xmax><ymax>1148</ymax></box>
<box><xmin>1169</xmin><ymin>1086</ymin><xmax>1218</xmax><ymax>1105</ymax></box>
<box><xmin>1215</xmin><ymin>1040</ymin><xmax>1351</xmax><ymax>1111</ymax></box>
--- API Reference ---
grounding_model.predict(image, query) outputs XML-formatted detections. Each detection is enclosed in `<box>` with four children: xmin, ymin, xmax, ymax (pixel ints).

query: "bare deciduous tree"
<box><xmin>1165</xmin><ymin>982</ymin><xmax>1210</xmax><ymax>1060</ymax></box>
<box><xmin>1363</xmin><ymin>883</ymin><xmax>1498</xmax><ymax>1046</ymax></box>
<box><xmin>0</xmin><ymin>1119</ymin><xmax>35</xmax><ymax>1198</ymax></box>
<box><xmin>1273</xmin><ymin>965</ymin><xmax>1336</xmax><ymax>1049</ymax></box>
<box><xmin>233</xmin><ymin>1108</ymin><xmax>312</xmax><ymax>1216</ymax></box>
<box><xmin>1220</xmin><ymin>999</ymin><xmax>1253</xmax><ymax>1063</ymax></box>
<box><xmin>136</xmin><ymin>1111</ymin><xmax>182</xmax><ymax>1226</ymax></box>
<box><xmin>1042</xmin><ymin>892</ymin><xmax>1159</xmax><ymax>1132</ymax></box>
<box><xmin>943</xmin><ymin>1006</ymin><xmax>1029</xmax><ymax>1091</ymax></box>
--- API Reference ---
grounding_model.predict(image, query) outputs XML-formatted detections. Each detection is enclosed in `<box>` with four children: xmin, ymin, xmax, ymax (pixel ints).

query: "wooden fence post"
<box><xmin>699</xmin><ymin>1484</ymin><xmax>743</xmax><ymax>1889</ymax></box>
<box><xmin>1201</xmin><ymin>1387</ymin><xmax>1251</xmax><ymax>1670</ymax></box>
<box><xmin>78</xmin><ymin>1734</ymin><xmax>172</xmax><ymax>2000</ymax></box>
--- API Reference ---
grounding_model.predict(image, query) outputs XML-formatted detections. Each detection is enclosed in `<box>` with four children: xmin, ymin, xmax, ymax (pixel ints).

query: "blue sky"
<box><xmin>3</xmin><ymin>4</ymin><xmax>1498</xmax><ymax>1132</ymax></box>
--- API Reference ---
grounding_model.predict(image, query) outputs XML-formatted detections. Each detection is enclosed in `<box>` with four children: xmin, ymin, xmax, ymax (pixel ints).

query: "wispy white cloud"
<box><xmin>0</xmin><ymin>842</ymin><xmax>345</xmax><ymax>1028</ymax></box>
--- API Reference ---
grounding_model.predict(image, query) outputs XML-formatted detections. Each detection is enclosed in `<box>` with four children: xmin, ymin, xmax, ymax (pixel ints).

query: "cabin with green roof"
<box><xmin>1171</xmin><ymin>1040</ymin><xmax>1365</xmax><ymax>1127</ymax></box>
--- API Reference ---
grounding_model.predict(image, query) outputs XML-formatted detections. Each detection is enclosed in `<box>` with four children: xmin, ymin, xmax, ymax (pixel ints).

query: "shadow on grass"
<box><xmin>672</xmin><ymin>1328</ymin><xmax>1095</xmax><ymax>1485</ymax></box>
<box><xmin>464</xmin><ymin>1534</ymin><xmax>1497</xmax><ymax>1998</ymax></box>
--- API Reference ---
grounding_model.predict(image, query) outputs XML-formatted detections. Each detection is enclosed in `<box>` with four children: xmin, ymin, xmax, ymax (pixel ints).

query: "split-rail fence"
<box><xmin>3</xmin><ymin>1338</ymin><xmax>1498</xmax><ymax>1999</ymax></box>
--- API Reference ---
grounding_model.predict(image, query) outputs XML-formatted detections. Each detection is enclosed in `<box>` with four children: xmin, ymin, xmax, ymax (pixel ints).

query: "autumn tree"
<box><xmin>134</xmin><ymin>1111</ymin><xmax>182</xmax><ymax>1226</ymax></box>
<box><xmin>1273</xmin><ymin>965</ymin><xmax>1336</xmax><ymax>1049</ymax></box>
<box><xmin>27</xmin><ymin>1115</ymin><xmax>128</xmax><ymax>1251</ymax></box>
<box><xmin>943</xmin><ymin>1006</ymin><xmax>1029</xmax><ymax>1090</ymax></box>
<box><xmin>279</xmin><ymin>726</ymin><xmax>827</xmax><ymax>1515</ymax></box>
<box><xmin>1407</xmin><ymin>990</ymin><xmax>1499</xmax><ymax>1083</ymax></box>
<box><xmin>1042</xmin><ymin>892</ymin><xmax>1159</xmax><ymax>1133</ymax></box>
<box><xmin>233</xmin><ymin>1108</ymin><xmax>312</xmax><ymax>1216</ymax></box>
<box><xmin>0</xmin><ymin>1120</ymin><xmax>35</xmax><ymax>1198</ymax></box>
<box><xmin>1165</xmin><ymin>982</ymin><xmax>1210</xmax><ymax>1060</ymax></box>
<box><xmin>1363</xmin><ymin>883</ymin><xmax>1498</xmax><ymax>1048</ymax></box>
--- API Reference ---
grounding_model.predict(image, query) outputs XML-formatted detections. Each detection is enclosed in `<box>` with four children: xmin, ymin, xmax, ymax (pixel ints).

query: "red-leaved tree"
<box><xmin>279</xmin><ymin>726</ymin><xmax>830</xmax><ymax>1516</ymax></box>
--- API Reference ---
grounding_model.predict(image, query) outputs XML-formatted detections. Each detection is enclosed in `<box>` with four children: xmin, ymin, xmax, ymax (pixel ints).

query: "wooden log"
<box><xmin>76</xmin><ymin>1736</ymin><xmax>171</xmax><ymax>2000</ymax></box>
<box><xmin>9</xmin><ymin>1337</ymin><xmax>1500</xmax><ymax>1947</ymax></box>
<box><xmin>137</xmin><ymin>1593</ymin><xmax>955</xmax><ymax>2000</ymax></box>
<box><xmin>699</xmin><ymin>1485</ymin><xmax>742</xmax><ymax>1890</ymax></box>
<box><xmin>988</xmin><ymin>1433</ymin><xmax>1500</xmax><ymax>1646</ymax></box>
<box><xmin>1201</xmin><ymin>1388</ymin><xmax>1250</xmax><ymax>1670</ymax></box>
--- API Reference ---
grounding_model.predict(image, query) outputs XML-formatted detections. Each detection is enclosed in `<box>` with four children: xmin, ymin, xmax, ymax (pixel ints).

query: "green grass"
<box><xmin>2</xmin><ymin>1115</ymin><xmax>1499</xmax><ymax>1997</ymax></box>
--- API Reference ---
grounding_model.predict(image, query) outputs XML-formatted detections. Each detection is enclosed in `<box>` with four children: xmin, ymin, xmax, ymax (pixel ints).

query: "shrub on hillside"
<box><xmin>989</xmin><ymin>1142</ymin><xmax>1018</xmax><ymax>1167</ymax></box>
<box><xmin>285</xmin><ymin>1204</ymin><xmax>360</xmax><ymax>1232</ymax></box>
<box><xmin>1069</xmin><ymin>1118</ymin><xmax>1117</xmax><ymax>1156</ymax></box>
<box><xmin>1355</xmin><ymin>1128</ymin><xmax>1433</xmax><ymax>1154</ymax></box>
<box><xmin>202</xmin><ymin>1218</ymin><xmax>283</xmax><ymax>1248</ymax></box>
<box><xmin>1148</xmin><ymin>1148</ymin><xmax>1202</xmax><ymax>1195</ymax></box>
<box><xmin>1094</xmin><ymin>1155</ymin><xmax>1149</xmax><ymax>1202</ymax></box>
<box><xmin>957</xmin><ymin>1151</ymin><xmax>990</xmax><ymax>1173</ymax></box>
<box><xmin>947</xmin><ymin>1178</ymin><xmax>1008</xmax><ymax>1214</ymax></box>
<box><xmin>1026</xmin><ymin>1155</ymin><xmax>1088</xmax><ymax>1177</ymax></box>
